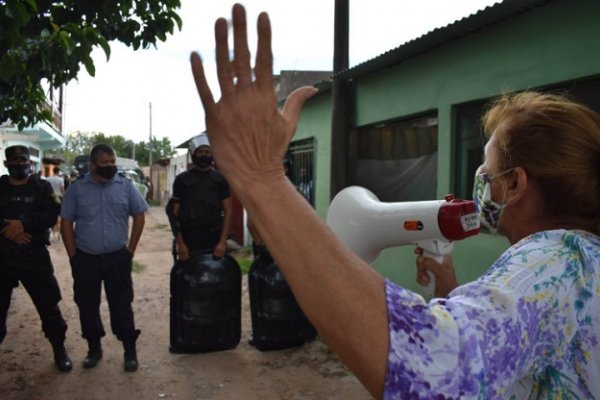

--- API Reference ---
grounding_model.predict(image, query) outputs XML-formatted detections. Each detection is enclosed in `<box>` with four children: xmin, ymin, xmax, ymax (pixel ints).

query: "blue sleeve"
<box><xmin>127</xmin><ymin>179</ymin><xmax>149</xmax><ymax>215</ymax></box>
<box><xmin>60</xmin><ymin>181</ymin><xmax>77</xmax><ymax>221</ymax></box>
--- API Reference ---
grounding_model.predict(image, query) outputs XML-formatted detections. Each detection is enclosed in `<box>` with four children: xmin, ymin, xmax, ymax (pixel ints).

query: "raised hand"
<box><xmin>188</xmin><ymin>5</ymin><xmax>388</xmax><ymax>398</ymax></box>
<box><xmin>189</xmin><ymin>3</ymin><xmax>316</xmax><ymax>192</ymax></box>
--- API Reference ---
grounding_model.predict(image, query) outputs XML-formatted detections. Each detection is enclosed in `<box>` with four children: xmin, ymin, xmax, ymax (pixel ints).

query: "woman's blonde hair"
<box><xmin>482</xmin><ymin>91</ymin><xmax>600</xmax><ymax>230</ymax></box>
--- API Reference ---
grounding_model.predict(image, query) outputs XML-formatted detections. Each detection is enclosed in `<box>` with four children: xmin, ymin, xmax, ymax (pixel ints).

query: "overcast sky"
<box><xmin>64</xmin><ymin>0</ymin><xmax>499</xmax><ymax>147</ymax></box>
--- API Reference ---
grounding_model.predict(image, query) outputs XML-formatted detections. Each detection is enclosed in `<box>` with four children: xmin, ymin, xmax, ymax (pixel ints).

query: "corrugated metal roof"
<box><xmin>335</xmin><ymin>0</ymin><xmax>557</xmax><ymax>81</ymax></box>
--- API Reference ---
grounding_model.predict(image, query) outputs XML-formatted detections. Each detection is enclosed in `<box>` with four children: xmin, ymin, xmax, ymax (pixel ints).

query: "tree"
<box><xmin>93</xmin><ymin>133</ymin><xmax>135</xmax><ymax>159</ymax></box>
<box><xmin>56</xmin><ymin>131</ymin><xmax>175</xmax><ymax>167</ymax></box>
<box><xmin>135</xmin><ymin>136</ymin><xmax>177</xmax><ymax>167</ymax></box>
<box><xmin>0</xmin><ymin>0</ymin><xmax>182</xmax><ymax>129</ymax></box>
<box><xmin>60</xmin><ymin>130</ymin><xmax>95</xmax><ymax>162</ymax></box>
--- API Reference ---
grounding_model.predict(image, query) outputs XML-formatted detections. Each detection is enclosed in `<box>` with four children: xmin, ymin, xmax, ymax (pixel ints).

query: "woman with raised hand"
<box><xmin>189</xmin><ymin>4</ymin><xmax>600</xmax><ymax>399</ymax></box>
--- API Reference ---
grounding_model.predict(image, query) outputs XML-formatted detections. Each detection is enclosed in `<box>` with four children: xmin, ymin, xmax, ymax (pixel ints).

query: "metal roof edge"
<box><xmin>335</xmin><ymin>0</ymin><xmax>557</xmax><ymax>80</ymax></box>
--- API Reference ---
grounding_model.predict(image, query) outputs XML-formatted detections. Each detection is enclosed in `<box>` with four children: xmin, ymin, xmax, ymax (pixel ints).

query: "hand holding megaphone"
<box><xmin>326</xmin><ymin>186</ymin><xmax>480</xmax><ymax>297</ymax></box>
<box><xmin>414</xmin><ymin>247</ymin><xmax>460</xmax><ymax>298</ymax></box>
<box><xmin>415</xmin><ymin>239</ymin><xmax>452</xmax><ymax>296</ymax></box>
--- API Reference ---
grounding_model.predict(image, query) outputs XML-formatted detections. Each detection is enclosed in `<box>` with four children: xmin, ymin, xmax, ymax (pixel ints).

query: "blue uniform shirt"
<box><xmin>61</xmin><ymin>172</ymin><xmax>149</xmax><ymax>254</ymax></box>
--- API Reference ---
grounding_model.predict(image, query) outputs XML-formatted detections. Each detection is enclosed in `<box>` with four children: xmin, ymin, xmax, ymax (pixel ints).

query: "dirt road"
<box><xmin>0</xmin><ymin>206</ymin><xmax>371</xmax><ymax>400</ymax></box>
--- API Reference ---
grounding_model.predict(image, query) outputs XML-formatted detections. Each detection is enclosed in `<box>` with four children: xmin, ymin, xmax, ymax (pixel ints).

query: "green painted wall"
<box><xmin>293</xmin><ymin>0</ymin><xmax>600</xmax><ymax>288</ymax></box>
<box><xmin>293</xmin><ymin>92</ymin><xmax>332</xmax><ymax>219</ymax></box>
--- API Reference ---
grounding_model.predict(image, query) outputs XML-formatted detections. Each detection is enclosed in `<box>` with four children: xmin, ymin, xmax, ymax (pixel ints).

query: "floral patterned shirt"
<box><xmin>384</xmin><ymin>230</ymin><xmax>600</xmax><ymax>399</ymax></box>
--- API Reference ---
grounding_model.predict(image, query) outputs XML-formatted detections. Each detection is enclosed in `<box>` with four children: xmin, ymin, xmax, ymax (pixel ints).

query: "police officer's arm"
<box><xmin>127</xmin><ymin>213</ymin><xmax>145</xmax><ymax>255</ymax></box>
<box><xmin>59</xmin><ymin>181</ymin><xmax>78</xmax><ymax>258</ymax></box>
<box><xmin>126</xmin><ymin>178</ymin><xmax>148</xmax><ymax>255</ymax></box>
<box><xmin>1</xmin><ymin>222</ymin><xmax>30</xmax><ymax>243</ymax></box>
<box><xmin>214</xmin><ymin>197</ymin><xmax>232</xmax><ymax>257</ymax></box>
<box><xmin>172</xmin><ymin>205</ymin><xmax>191</xmax><ymax>260</ymax></box>
<box><xmin>5</xmin><ymin>180</ymin><xmax>60</xmax><ymax>240</ymax></box>
<box><xmin>166</xmin><ymin>197</ymin><xmax>190</xmax><ymax>259</ymax></box>
<box><xmin>61</xmin><ymin>219</ymin><xmax>77</xmax><ymax>258</ymax></box>
<box><xmin>165</xmin><ymin>197</ymin><xmax>181</xmax><ymax>237</ymax></box>
<box><xmin>169</xmin><ymin>177</ymin><xmax>191</xmax><ymax>260</ymax></box>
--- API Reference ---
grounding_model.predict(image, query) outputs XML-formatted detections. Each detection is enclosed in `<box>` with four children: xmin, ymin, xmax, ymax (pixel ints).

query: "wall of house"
<box><xmin>292</xmin><ymin>0</ymin><xmax>600</xmax><ymax>292</ymax></box>
<box><xmin>293</xmin><ymin>92</ymin><xmax>333</xmax><ymax>220</ymax></box>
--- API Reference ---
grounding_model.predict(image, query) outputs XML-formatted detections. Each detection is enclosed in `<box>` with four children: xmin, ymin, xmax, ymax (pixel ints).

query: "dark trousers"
<box><xmin>181</xmin><ymin>228</ymin><xmax>221</xmax><ymax>252</ymax></box>
<box><xmin>70</xmin><ymin>248</ymin><xmax>139</xmax><ymax>342</ymax></box>
<box><xmin>0</xmin><ymin>247</ymin><xmax>67</xmax><ymax>345</ymax></box>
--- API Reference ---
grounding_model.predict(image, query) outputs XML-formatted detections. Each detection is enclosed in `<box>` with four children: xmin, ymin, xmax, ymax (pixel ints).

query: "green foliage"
<box><xmin>0</xmin><ymin>0</ymin><xmax>182</xmax><ymax>129</ymax></box>
<box><xmin>135</xmin><ymin>136</ymin><xmax>177</xmax><ymax>166</ymax></box>
<box><xmin>132</xmin><ymin>260</ymin><xmax>145</xmax><ymax>273</ymax></box>
<box><xmin>56</xmin><ymin>130</ymin><xmax>176</xmax><ymax>167</ymax></box>
<box><xmin>235</xmin><ymin>246</ymin><xmax>255</xmax><ymax>275</ymax></box>
<box><xmin>236</xmin><ymin>257</ymin><xmax>253</xmax><ymax>275</ymax></box>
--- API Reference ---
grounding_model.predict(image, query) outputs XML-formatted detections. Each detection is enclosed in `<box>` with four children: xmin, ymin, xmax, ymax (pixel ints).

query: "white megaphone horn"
<box><xmin>326</xmin><ymin>186</ymin><xmax>480</xmax><ymax>296</ymax></box>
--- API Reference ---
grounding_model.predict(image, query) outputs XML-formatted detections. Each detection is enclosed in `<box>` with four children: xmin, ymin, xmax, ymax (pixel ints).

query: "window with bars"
<box><xmin>289</xmin><ymin>138</ymin><xmax>315</xmax><ymax>206</ymax></box>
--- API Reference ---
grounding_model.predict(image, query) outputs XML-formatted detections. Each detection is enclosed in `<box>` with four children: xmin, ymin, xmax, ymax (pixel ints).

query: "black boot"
<box><xmin>52</xmin><ymin>342</ymin><xmax>73</xmax><ymax>372</ymax></box>
<box><xmin>123</xmin><ymin>337</ymin><xmax>138</xmax><ymax>372</ymax></box>
<box><xmin>83</xmin><ymin>338</ymin><xmax>103</xmax><ymax>369</ymax></box>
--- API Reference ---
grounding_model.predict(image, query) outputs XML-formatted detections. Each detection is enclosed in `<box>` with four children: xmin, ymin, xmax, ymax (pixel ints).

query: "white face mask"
<box><xmin>472</xmin><ymin>165</ymin><xmax>514</xmax><ymax>234</ymax></box>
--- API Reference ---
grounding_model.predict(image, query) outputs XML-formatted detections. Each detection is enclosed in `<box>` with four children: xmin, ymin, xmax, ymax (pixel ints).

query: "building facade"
<box><xmin>1</xmin><ymin>84</ymin><xmax>66</xmax><ymax>175</ymax></box>
<box><xmin>290</xmin><ymin>0</ymin><xmax>600</xmax><ymax>291</ymax></box>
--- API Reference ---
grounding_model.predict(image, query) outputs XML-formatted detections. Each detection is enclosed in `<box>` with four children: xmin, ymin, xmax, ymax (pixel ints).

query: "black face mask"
<box><xmin>7</xmin><ymin>164</ymin><xmax>30</xmax><ymax>179</ymax></box>
<box><xmin>95</xmin><ymin>165</ymin><xmax>117</xmax><ymax>180</ymax></box>
<box><xmin>192</xmin><ymin>155</ymin><xmax>212</xmax><ymax>169</ymax></box>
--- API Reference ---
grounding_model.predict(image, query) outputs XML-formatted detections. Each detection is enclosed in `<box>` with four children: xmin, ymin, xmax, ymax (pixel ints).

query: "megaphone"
<box><xmin>326</xmin><ymin>186</ymin><xmax>480</xmax><ymax>296</ymax></box>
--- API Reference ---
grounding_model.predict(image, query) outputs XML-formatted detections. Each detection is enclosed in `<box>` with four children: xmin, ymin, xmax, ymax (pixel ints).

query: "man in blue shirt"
<box><xmin>60</xmin><ymin>144</ymin><xmax>148</xmax><ymax>372</ymax></box>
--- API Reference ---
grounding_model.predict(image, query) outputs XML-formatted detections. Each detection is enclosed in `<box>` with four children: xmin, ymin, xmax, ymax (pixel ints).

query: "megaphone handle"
<box><xmin>421</xmin><ymin>251</ymin><xmax>443</xmax><ymax>297</ymax></box>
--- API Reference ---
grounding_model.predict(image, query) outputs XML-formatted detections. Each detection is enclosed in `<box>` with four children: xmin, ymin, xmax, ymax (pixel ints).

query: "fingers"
<box><xmin>254</xmin><ymin>11</ymin><xmax>273</xmax><ymax>91</ymax></box>
<box><xmin>214</xmin><ymin>249</ymin><xmax>225</xmax><ymax>258</ymax></box>
<box><xmin>190</xmin><ymin>52</ymin><xmax>217</xmax><ymax>117</ymax></box>
<box><xmin>281</xmin><ymin>86</ymin><xmax>318</xmax><ymax>140</ymax></box>
<box><xmin>416</xmin><ymin>253</ymin><xmax>443</xmax><ymax>285</ymax></box>
<box><xmin>178</xmin><ymin>250</ymin><xmax>190</xmax><ymax>261</ymax></box>
<box><xmin>232</xmin><ymin>3</ymin><xmax>252</xmax><ymax>87</ymax></box>
<box><xmin>214</xmin><ymin>17</ymin><xmax>235</xmax><ymax>97</ymax></box>
<box><xmin>14</xmin><ymin>234</ymin><xmax>31</xmax><ymax>245</ymax></box>
<box><xmin>415</xmin><ymin>257</ymin><xmax>430</xmax><ymax>286</ymax></box>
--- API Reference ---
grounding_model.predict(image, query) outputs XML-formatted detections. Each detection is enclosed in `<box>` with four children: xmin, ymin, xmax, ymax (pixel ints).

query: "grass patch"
<box><xmin>233</xmin><ymin>247</ymin><xmax>255</xmax><ymax>275</ymax></box>
<box><xmin>236</xmin><ymin>257</ymin><xmax>253</xmax><ymax>275</ymax></box>
<box><xmin>152</xmin><ymin>223</ymin><xmax>169</xmax><ymax>230</ymax></box>
<box><xmin>147</xmin><ymin>199</ymin><xmax>161</xmax><ymax>206</ymax></box>
<box><xmin>132</xmin><ymin>260</ymin><xmax>146</xmax><ymax>273</ymax></box>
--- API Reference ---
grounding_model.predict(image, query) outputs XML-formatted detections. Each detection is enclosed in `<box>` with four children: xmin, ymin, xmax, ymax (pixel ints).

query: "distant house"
<box><xmin>288</xmin><ymin>0</ymin><xmax>600</xmax><ymax>291</ymax></box>
<box><xmin>274</xmin><ymin>70</ymin><xmax>331</xmax><ymax>102</ymax></box>
<box><xmin>0</xmin><ymin>84</ymin><xmax>66</xmax><ymax>175</ymax></box>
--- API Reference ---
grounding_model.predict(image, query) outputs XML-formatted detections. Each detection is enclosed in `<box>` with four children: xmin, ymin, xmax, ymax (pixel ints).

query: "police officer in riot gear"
<box><xmin>0</xmin><ymin>145</ymin><xmax>72</xmax><ymax>371</ymax></box>
<box><xmin>166</xmin><ymin>133</ymin><xmax>232</xmax><ymax>260</ymax></box>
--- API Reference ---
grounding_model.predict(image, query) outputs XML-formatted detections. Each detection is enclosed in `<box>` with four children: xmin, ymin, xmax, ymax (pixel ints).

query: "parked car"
<box><xmin>119</xmin><ymin>168</ymin><xmax>149</xmax><ymax>200</ymax></box>
<box><xmin>72</xmin><ymin>154</ymin><xmax>149</xmax><ymax>199</ymax></box>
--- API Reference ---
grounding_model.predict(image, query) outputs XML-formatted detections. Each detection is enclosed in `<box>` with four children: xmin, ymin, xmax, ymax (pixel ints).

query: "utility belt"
<box><xmin>0</xmin><ymin>245</ymin><xmax>47</xmax><ymax>260</ymax></box>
